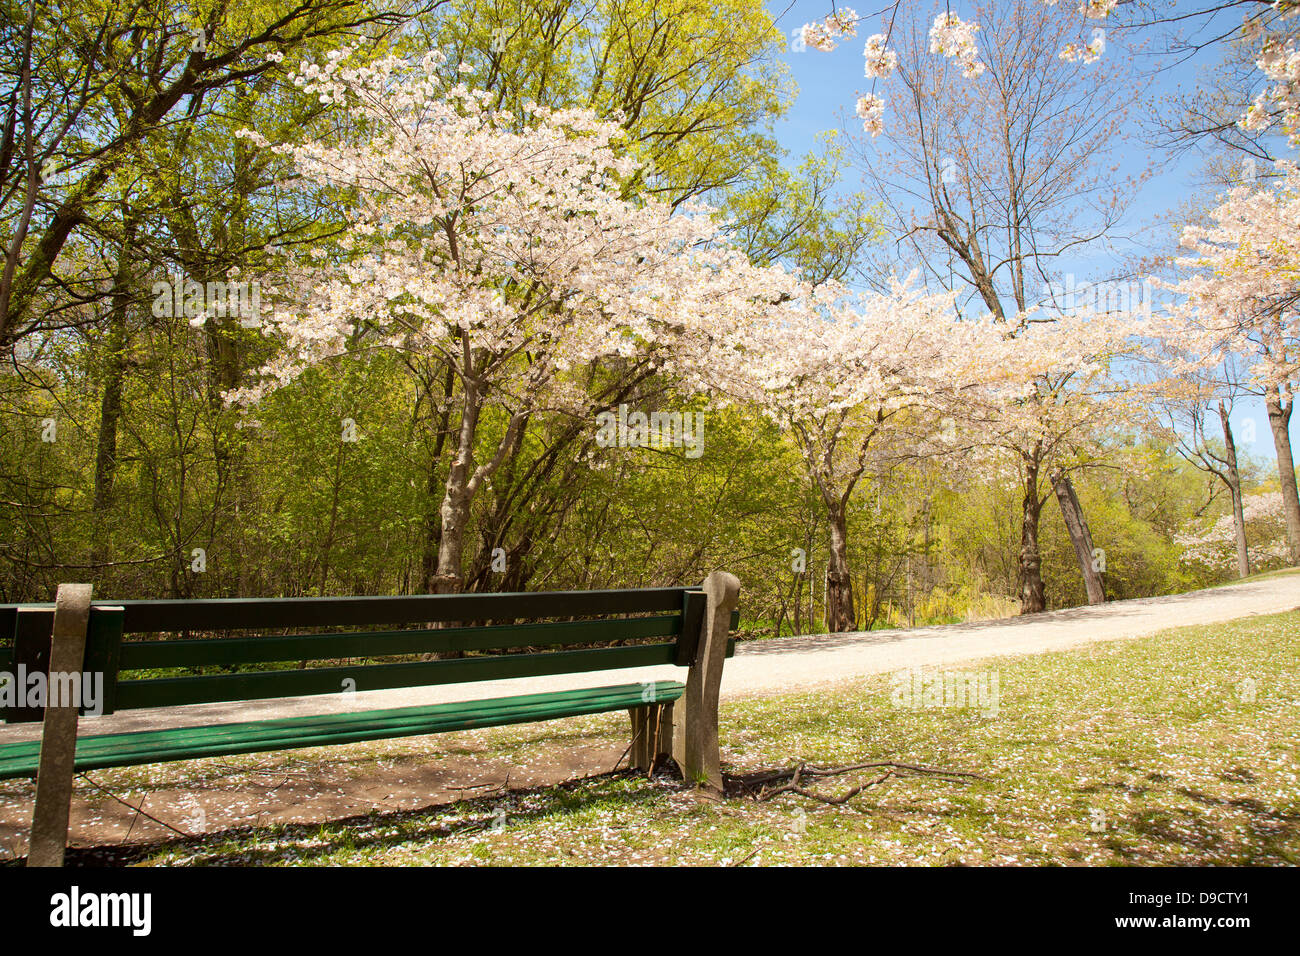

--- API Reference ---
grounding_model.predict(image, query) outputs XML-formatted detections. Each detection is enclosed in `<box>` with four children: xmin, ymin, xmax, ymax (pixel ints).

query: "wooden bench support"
<box><xmin>628</xmin><ymin>701</ymin><xmax>674</xmax><ymax>771</ymax></box>
<box><xmin>27</xmin><ymin>583</ymin><xmax>92</xmax><ymax>868</ymax></box>
<box><xmin>673</xmin><ymin>570</ymin><xmax>740</xmax><ymax>792</ymax></box>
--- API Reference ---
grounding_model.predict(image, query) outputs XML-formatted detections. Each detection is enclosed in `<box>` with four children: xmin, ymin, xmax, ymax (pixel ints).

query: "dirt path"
<box><xmin>726</xmin><ymin>571</ymin><xmax>1300</xmax><ymax>694</ymax></box>
<box><xmin>2</xmin><ymin>572</ymin><xmax>1295</xmax><ymax>744</ymax></box>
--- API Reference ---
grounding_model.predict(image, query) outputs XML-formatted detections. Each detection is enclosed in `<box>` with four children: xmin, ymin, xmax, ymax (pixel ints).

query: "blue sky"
<box><xmin>761</xmin><ymin>0</ymin><xmax>1298</xmax><ymax>465</ymax></box>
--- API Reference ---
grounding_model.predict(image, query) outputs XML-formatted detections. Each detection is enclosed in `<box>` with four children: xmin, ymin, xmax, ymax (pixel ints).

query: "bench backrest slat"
<box><xmin>1</xmin><ymin>588</ymin><xmax>689</xmax><ymax>633</ymax></box>
<box><xmin>117</xmin><ymin>614</ymin><xmax>685</xmax><ymax>670</ymax></box>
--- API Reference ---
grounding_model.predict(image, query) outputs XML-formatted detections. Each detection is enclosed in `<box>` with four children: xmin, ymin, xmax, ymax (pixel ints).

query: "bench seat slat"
<box><xmin>0</xmin><ymin>682</ymin><xmax>685</xmax><ymax>779</ymax></box>
<box><xmin>62</xmin><ymin>683</ymin><xmax>671</xmax><ymax>753</ymax></box>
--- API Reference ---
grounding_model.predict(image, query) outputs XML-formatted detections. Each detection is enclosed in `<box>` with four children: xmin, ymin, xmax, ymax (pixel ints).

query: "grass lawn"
<box><xmin>40</xmin><ymin>608</ymin><xmax>1300</xmax><ymax>866</ymax></box>
<box><xmin>1204</xmin><ymin>566</ymin><xmax>1300</xmax><ymax>588</ymax></box>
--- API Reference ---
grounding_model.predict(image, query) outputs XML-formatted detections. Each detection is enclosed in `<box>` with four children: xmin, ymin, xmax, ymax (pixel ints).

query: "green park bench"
<box><xmin>0</xmin><ymin>572</ymin><xmax>740</xmax><ymax>865</ymax></box>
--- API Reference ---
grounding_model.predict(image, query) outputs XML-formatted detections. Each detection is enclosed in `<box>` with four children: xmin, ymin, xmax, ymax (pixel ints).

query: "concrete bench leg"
<box><xmin>27</xmin><ymin>583</ymin><xmax>93</xmax><ymax>868</ymax></box>
<box><xmin>673</xmin><ymin>571</ymin><xmax>740</xmax><ymax>793</ymax></box>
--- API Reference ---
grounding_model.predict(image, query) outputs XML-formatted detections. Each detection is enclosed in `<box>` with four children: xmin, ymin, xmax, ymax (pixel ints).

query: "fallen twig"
<box><xmin>612</xmin><ymin>736</ymin><xmax>637</xmax><ymax>773</ymax></box>
<box><xmin>727</xmin><ymin>759</ymin><xmax>987</xmax><ymax>805</ymax></box>
<box><xmin>80</xmin><ymin>774</ymin><xmax>192</xmax><ymax>839</ymax></box>
<box><xmin>448</xmin><ymin>777</ymin><xmax>510</xmax><ymax>794</ymax></box>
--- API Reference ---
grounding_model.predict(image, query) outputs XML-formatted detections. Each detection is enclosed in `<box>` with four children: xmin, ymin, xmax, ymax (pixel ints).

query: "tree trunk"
<box><xmin>1218</xmin><ymin>400</ymin><xmax>1251</xmax><ymax>578</ymax></box>
<box><xmin>1264</xmin><ymin>389</ymin><xmax>1300</xmax><ymax>565</ymax></box>
<box><xmin>824</xmin><ymin>502</ymin><xmax>855</xmax><ymax>632</ymax></box>
<box><xmin>419</xmin><ymin>364</ymin><xmax>455</xmax><ymax>592</ymax></box>
<box><xmin>1019</xmin><ymin>455</ymin><xmax>1046</xmax><ymax>614</ymax></box>
<box><xmin>864</xmin><ymin>571</ymin><xmax>882</xmax><ymax>630</ymax></box>
<box><xmin>417</xmin><ymin>383</ymin><xmax>483</xmax><ymax>661</ymax></box>
<box><xmin>421</xmin><ymin>452</ymin><xmax>443</xmax><ymax>593</ymax></box>
<box><xmin>92</xmin><ymin>305</ymin><xmax>127</xmax><ymax>511</ymax></box>
<box><xmin>791</xmin><ymin>574</ymin><xmax>803</xmax><ymax>636</ymax></box>
<box><xmin>433</xmin><ymin>389</ymin><xmax>482</xmax><ymax>595</ymax></box>
<box><xmin>92</xmin><ymin>219</ymin><xmax>135</xmax><ymax>511</ymax></box>
<box><xmin>1050</xmin><ymin>468</ymin><xmax>1105</xmax><ymax>605</ymax></box>
<box><xmin>316</xmin><ymin>438</ymin><xmax>346</xmax><ymax>594</ymax></box>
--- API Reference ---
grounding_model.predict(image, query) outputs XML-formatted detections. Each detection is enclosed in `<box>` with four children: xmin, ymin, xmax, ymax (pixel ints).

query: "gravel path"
<box><xmin>2</xmin><ymin>572</ymin><xmax>1296</xmax><ymax>744</ymax></box>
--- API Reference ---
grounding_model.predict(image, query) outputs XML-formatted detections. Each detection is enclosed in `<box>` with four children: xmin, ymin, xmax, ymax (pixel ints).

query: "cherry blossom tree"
<box><xmin>1177</xmin><ymin>491</ymin><xmax>1291</xmax><ymax>577</ymax></box>
<box><xmin>1145</xmin><ymin>353</ymin><xmax>1256</xmax><ymax>579</ymax></box>
<box><xmin>836</xmin><ymin>0</ymin><xmax>1145</xmax><ymax>611</ymax></box>
<box><xmin>949</xmin><ymin>310</ymin><xmax>1143</xmax><ymax>611</ymax></box>
<box><xmin>1156</xmin><ymin>165</ymin><xmax>1300</xmax><ymax>563</ymax></box>
<box><xmin>1059</xmin><ymin>1</ymin><xmax>1300</xmax><ymax>156</ymax></box>
<box><xmin>800</xmin><ymin>2</ymin><xmax>1300</xmax><ymax>158</ymax></box>
<box><xmin>700</xmin><ymin>276</ymin><xmax>1011</xmax><ymax>631</ymax></box>
<box><xmin>233</xmin><ymin>50</ymin><xmax>801</xmax><ymax>591</ymax></box>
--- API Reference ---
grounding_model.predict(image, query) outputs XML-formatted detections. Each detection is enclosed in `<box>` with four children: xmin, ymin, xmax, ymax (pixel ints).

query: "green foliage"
<box><xmin>719</xmin><ymin>131</ymin><xmax>884</xmax><ymax>283</ymax></box>
<box><xmin>0</xmin><ymin>0</ymin><xmax>1247</xmax><ymax>626</ymax></box>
